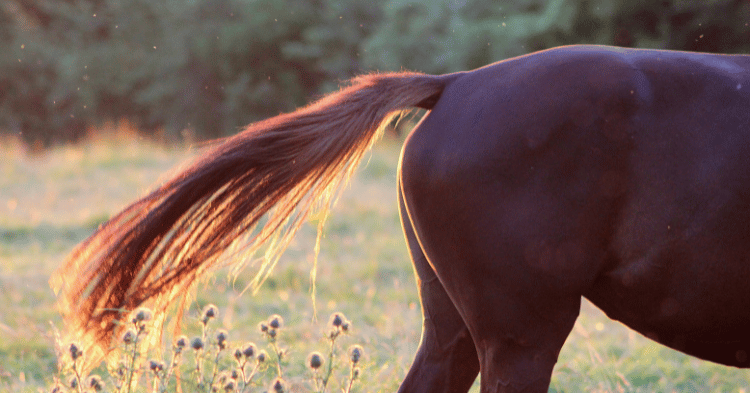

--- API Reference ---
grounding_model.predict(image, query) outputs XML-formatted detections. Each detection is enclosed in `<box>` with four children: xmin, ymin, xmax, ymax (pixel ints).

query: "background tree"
<box><xmin>1</xmin><ymin>0</ymin><xmax>748</xmax><ymax>146</ymax></box>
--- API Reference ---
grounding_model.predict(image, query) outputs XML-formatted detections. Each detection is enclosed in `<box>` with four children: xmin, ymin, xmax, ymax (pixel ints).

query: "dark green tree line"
<box><xmin>1</xmin><ymin>0</ymin><xmax>748</xmax><ymax>146</ymax></box>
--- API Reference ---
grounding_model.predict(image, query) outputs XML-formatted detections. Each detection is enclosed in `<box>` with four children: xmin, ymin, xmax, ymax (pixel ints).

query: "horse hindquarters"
<box><xmin>398</xmin><ymin>49</ymin><xmax>644</xmax><ymax>392</ymax></box>
<box><xmin>400</xmin><ymin>127</ymin><xmax>583</xmax><ymax>392</ymax></box>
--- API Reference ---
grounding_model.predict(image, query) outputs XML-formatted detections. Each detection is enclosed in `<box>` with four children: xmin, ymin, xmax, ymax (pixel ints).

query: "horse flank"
<box><xmin>52</xmin><ymin>72</ymin><xmax>446</xmax><ymax>361</ymax></box>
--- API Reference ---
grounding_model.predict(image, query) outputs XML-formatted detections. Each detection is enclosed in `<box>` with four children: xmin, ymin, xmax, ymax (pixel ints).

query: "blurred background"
<box><xmin>1</xmin><ymin>0</ymin><xmax>749</xmax><ymax>147</ymax></box>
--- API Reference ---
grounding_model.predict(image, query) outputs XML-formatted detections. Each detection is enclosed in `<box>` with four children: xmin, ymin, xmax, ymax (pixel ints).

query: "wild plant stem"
<box><xmin>311</xmin><ymin>370</ymin><xmax>322</xmax><ymax>393</ymax></box>
<box><xmin>160</xmin><ymin>350</ymin><xmax>180</xmax><ymax>393</ymax></box>
<box><xmin>71</xmin><ymin>360</ymin><xmax>84</xmax><ymax>393</ymax></box>
<box><xmin>207</xmin><ymin>349</ymin><xmax>222</xmax><ymax>392</ymax></box>
<box><xmin>345</xmin><ymin>363</ymin><xmax>356</xmax><ymax>393</ymax></box>
<box><xmin>194</xmin><ymin>350</ymin><xmax>203</xmax><ymax>386</ymax></box>
<box><xmin>151</xmin><ymin>373</ymin><xmax>159</xmax><ymax>393</ymax></box>
<box><xmin>321</xmin><ymin>335</ymin><xmax>338</xmax><ymax>393</ymax></box>
<box><xmin>125</xmin><ymin>324</ymin><xmax>141</xmax><ymax>393</ymax></box>
<box><xmin>269</xmin><ymin>340</ymin><xmax>283</xmax><ymax>377</ymax></box>
<box><xmin>240</xmin><ymin>362</ymin><xmax>260</xmax><ymax>393</ymax></box>
<box><xmin>238</xmin><ymin>359</ymin><xmax>248</xmax><ymax>391</ymax></box>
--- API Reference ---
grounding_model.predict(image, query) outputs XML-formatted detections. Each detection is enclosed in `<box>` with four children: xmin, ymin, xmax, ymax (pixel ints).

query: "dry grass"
<box><xmin>2</xmin><ymin>125</ymin><xmax>750</xmax><ymax>392</ymax></box>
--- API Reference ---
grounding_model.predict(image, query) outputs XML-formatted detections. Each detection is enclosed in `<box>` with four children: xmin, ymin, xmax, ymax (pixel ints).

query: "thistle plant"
<box><xmin>234</xmin><ymin>341</ymin><xmax>264</xmax><ymax>390</ymax></box>
<box><xmin>52</xmin><ymin>306</ymin><xmax>368</xmax><ymax>393</ymax></box>
<box><xmin>207</xmin><ymin>329</ymin><xmax>229</xmax><ymax>389</ymax></box>
<box><xmin>345</xmin><ymin>345</ymin><xmax>364</xmax><ymax>393</ymax></box>
<box><xmin>67</xmin><ymin>342</ymin><xmax>84</xmax><ymax>393</ymax></box>
<box><xmin>147</xmin><ymin>359</ymin><xmax>165</xmax><ymax>393</ymax></box>
<box><xmin>306</xmin><ymin>351</ymin><xmax>325</xmax><ymax>391</ymax></box>
<box><xmin>259</xmin><ymin>314</ymin><xmax>286</xmax><ymax>378</ymax></box>
<box><xmin>122</xmin><ymin>307</ymin><xmax>152</xmax><ymax>393</ymax></box>
<box><xmin>87</xmin><ymin>375</ymin><xmax>104</xmax><ymax>392</ymax></box>
<box><xmin>269</xmin><ymin>376</ymin><xmax>287</xmax><ymax>393</ymax></box>
<box><xmin>302</xmin><ymin>312</ymin><xmax>364</xmax><ymax>393</ymax></box>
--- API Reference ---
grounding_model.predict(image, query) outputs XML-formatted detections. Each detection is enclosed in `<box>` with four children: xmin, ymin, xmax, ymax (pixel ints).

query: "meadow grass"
<box><xmin>1</xmin><ymin>127</ymin><xmax>750</xmax><ymax>392</ymax></box>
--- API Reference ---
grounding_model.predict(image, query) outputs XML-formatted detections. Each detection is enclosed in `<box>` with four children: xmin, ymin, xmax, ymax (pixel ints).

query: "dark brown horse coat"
<box><xmin>55</xmin><ymin>45</ymin><xmax>750</xmax><ymax>392</ymax></box>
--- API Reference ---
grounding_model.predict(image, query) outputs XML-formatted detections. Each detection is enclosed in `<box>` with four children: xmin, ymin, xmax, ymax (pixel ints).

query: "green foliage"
<box><xmin>1</xmin><ymin>0</ymin><xmax>748</xmax><ymax>144</ymax></box>
<box><xmin>361</xmin><ymin>0</ymin><xmax>580</xmax><ymax>73</ymax></box>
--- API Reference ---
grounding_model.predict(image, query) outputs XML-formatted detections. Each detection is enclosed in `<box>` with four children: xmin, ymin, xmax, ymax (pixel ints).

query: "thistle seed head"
<box><xmin>175</xmin><ymin>335</ymin><xmax>188</xmax><ymax>349</ymax></box>
<box><xmin>203</xmin><ymin>304</ymin><xmax>218</xmax><ymax>318</ymax></box>
<box><xmin>268</xmin><ymin>314</ymin><xmax>283</xmax><ymax>329</ymax></box>
<box><xmin>201</xmin><ymin>304</ymin><xmax>218</xmax><ymax>324</ymax></box>
<box><xmin>68</xmin><ymin>343</ymin><xmax>82</xmax><ymax>361</ymax></box>
<box><xmin>122</xmin><ymin>328</ymin><xmax>137</xmax><ymax>344</ymax></box>
<box><xmin>132</xmin><ymin>307</ymin><xmax>152</xmax><ymax>324</ymax></box>
<box><xmin>88</xmin><ymin>375</ymin><xmax>103</xmax><ymax>391</ymax></box>
<box><xmin>270</xmin><ymin>377</ymin><xmax>286</xmax><ymax>393</ymax></box>
<box><xmin>216</xmin><ymin>329</ymin><xmax>228</xmax><ymax>350</ymax></box>
<box><xmin>256</xmin><ymin>349</ymin><xmax>267</xmax><ymax>363</ymax></box>
<box><xmin>307</xmin><ymin>351</ymin><xmax>324</xmax><ymax>370</ymax></box>
<box><xmin>329</xmin><ymin>312</ymin><xmax>345</xmax><ymax>328</ymax></box>
<box><xmin>191</xmin><ymin>336</ymin><xmax>204</xmax><ymax>351</ymax></box>
<box><xmin>148</xmin><ymin>359</ymin><xmax>164</xmax><ymax>372</ymax></box>
<box><xmin>348</xmin><ymin>345</ymin><xmax>363</xmax><ymax>364</ymax></box>
<box><xmin>242</xmin><ymin>342</ymin><xmax>257</xmax><ymax>358</ymax></box>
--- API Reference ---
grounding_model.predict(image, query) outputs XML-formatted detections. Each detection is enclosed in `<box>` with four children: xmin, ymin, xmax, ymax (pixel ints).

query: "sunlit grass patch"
<box><xmin>3</xmin><ymin>129</ymin><xmax>750</xmax><ymax>391</ymax></box>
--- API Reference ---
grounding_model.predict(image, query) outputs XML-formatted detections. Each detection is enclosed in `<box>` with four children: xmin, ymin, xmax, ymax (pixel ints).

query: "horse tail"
<box><xmin>52</xmin><ymin>72</ymin><xmax>448</xmax><ymax>361</ymax></box>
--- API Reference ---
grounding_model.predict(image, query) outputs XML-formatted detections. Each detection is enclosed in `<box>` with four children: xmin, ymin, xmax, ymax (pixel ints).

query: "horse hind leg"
<box><xmin>397</xmin><ymin>182</ymin><xmax>480</xmax><ymax>393</ymax></box>
<box><xmin>400</xmin><ymin>185</ymin><xmax>585</xmax><ymax>392</ymax></box>
<box><xmin>409</xmin><ymin>218</ymin><xmax>582</xmax><ymax>393</ymax></box>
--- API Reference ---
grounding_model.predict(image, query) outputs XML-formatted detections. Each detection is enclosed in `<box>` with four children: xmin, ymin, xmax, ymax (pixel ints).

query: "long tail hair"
<box><xmin>52</xmin><ymin>72</ymin><xmax>447</xmax><ymax>361</ymax></box>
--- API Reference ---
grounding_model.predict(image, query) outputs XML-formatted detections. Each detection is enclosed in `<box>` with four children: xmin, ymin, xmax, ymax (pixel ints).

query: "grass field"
<box><xmin>2</xmin><ymin>128</ymin><xmax>750</xmax><ymax>392</ymax></box>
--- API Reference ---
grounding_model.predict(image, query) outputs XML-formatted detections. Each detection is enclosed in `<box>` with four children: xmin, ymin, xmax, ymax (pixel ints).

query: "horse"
<box><xmin>54</xmin><ymin>44</ymin><xmax>750</xmax><ymax>392</ymax></box>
